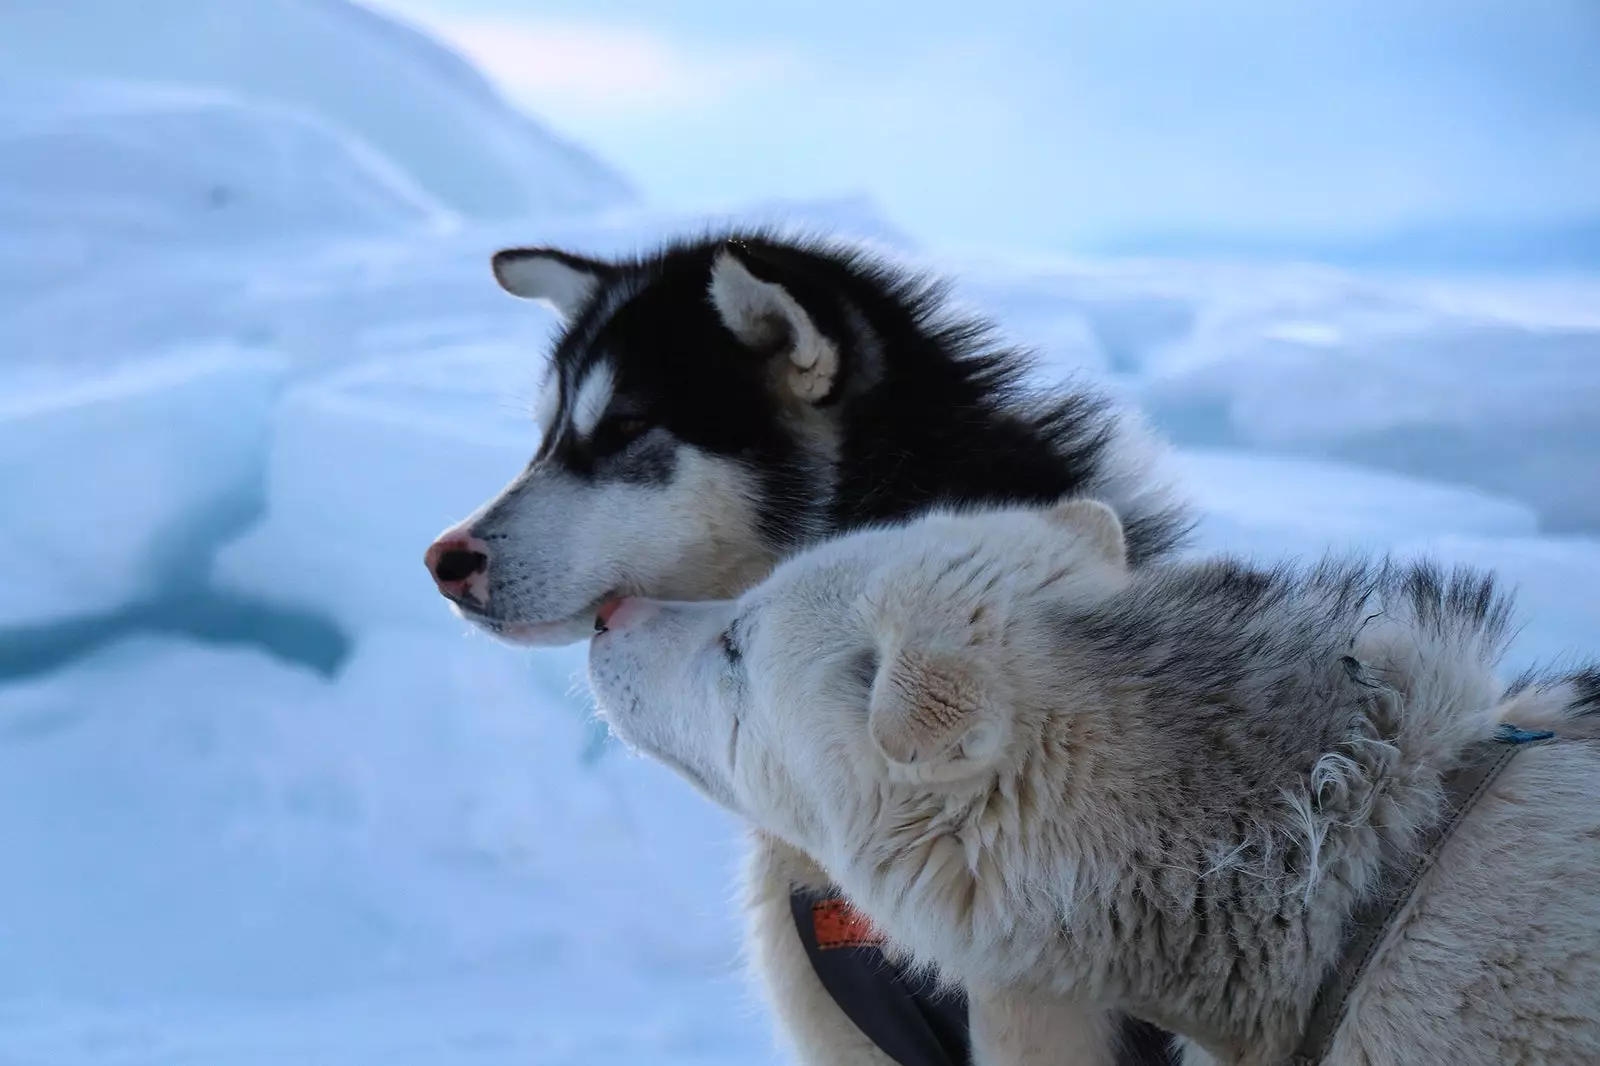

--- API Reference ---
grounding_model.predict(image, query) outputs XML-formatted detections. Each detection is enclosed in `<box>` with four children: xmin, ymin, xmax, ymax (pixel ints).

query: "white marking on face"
<box><xmin>454</xmin><ymin>447</ymin><xmax>781</xmax><ymax>645</ymax></box>
<box><xmin>571</xmin><ymin>361</ymin><xmax>616</xmax><ymax>439</ymax></box>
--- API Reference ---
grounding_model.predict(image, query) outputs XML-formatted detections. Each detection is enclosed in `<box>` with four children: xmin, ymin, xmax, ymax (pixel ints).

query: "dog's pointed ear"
<box><xmin>1045</xmin><ymin>498</ymin><xmax>1128</xmax><ymax>570</ymax></box>
<box><xmin>491</xmin><ymin>247</ymin><xmax>610</xmax><ymax>320</ymax></box>
<box><xmin>708</xmin><ymin>245</ymin><xmax>841</xmax><ymax>404</ymax></box>
<box><xmin>867</xmin><ymin>645</ymin><xmax>1010</xmax><ymax>782</ymax></box>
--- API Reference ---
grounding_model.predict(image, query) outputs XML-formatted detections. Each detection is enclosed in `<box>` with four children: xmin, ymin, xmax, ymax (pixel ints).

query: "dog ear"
<box><xmin>708</xmin><ymin>245</ymin><xmax>841</xmax><ymax>404</ymax></box>
<box><xmin>867</xmin><ymin>645</ymin><xmax>1010</xmax><ymax>781</ymax></box>
<box><xmin>491</xmin><ymin>247</ymin><xmax>612</xmax><ymax>320</ymax></box>
<box><xmin>1044</xmin><ymin>498</ymin><xmax>1128</xmax><ymax>570</ymax></box>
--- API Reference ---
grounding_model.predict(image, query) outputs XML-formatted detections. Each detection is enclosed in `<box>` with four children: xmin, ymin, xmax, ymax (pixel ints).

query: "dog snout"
<box><xmin>424</xmin><ymin>531</ymin><xmax>492</xmax><ymax>606</ymax></box>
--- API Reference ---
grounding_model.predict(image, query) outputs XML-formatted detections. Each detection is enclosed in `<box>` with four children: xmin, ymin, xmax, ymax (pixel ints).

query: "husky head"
<box><xmin>424</xmin><ymin>237</ymin><xmax>870</xmax><ymax>645</ymax></box>
<box><xmin>424</xmin><ymin>231</ymin><xmax>1189</xmax><ymax>646</ymax></box>
<box><xmin>584</xmin><ymin>498</ymin><xmax>1131</xmax><ymax>861</ymax></box>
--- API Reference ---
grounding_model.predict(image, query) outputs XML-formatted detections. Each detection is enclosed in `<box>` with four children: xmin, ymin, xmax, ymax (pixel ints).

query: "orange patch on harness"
<box><xmin>812</xmin><ymin>898</ymin><xmax>887</xmax><ymax>950</ymax></box>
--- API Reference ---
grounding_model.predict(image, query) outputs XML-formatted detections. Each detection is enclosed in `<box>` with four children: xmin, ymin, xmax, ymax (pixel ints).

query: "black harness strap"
<box><xmin>790</xmin><ymin>725</ymin><xmax>1556</xmax><ymax>1066</ymax></box>
<box><xmin>789</xmin><ymin>889</ymin><xmax>969</xmax><ymax>1066</ymax></box>
<box><xmin>790</xmin><ymin>890</ymin><xmax>1181</xmax><ymax>1066</ymax></box>
<box><xmin>1285</xmin><ymin>725</ymin><xmax>1556</xmax><ymax>1065</ymax></box>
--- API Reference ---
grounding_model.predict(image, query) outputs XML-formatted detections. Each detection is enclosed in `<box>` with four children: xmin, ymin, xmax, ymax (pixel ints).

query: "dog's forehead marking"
<box><xmin>536</xmin><ymin>269</ymin><xmax>647</xmax><ymax>447</ymax></box>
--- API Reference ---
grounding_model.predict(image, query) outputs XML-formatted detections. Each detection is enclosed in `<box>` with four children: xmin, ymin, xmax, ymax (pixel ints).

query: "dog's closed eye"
<box><xmin>846</xmin><ymin>648</ymin><xmax>879</xmax><ymax>694</ymax></box>
<box><xmin>719</xmin><ymin>620</ymin><xmax>743</xmax><ymax>665</ymax></box>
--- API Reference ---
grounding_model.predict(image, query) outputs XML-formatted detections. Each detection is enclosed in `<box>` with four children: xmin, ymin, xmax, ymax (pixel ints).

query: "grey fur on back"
<box><xmin>824</xmin><ymin>538</ymin><xmax>1600</xmax><ymax>1065</ymax></box>
<box><xmin>1031</xmin><ymin>558</ymin><xmax>1521</xmax><ymax>1050</ymax></box>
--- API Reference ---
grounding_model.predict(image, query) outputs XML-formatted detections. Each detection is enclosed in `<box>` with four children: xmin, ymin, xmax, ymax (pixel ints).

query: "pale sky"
<box><xmin>368</xmin><ymin>0</ymin><xmax>1600</xmax><ymax>256</ymax></box>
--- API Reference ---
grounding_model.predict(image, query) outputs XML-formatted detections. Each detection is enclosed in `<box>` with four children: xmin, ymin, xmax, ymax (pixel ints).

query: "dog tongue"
<box><xmin>594</xmin><ymin>598</ymin><xmax>625</xmax><ymax>630</ymax></box>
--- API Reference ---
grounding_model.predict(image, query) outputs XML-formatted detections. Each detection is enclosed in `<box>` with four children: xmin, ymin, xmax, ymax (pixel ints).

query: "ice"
<box><xmin>0</xmin><ymin>349</ymin><xmax>286</xmax><ymax>627</ymax></box>
<box><xmin>211</xmin><ymin>341</ymin><xmax>547</xmax><ymax>635</ymax></box>
<box><xmin>1177</xmin><ymin>449</ymin><xmax>1540</xmax><ymax>559</ymax></box>
<box><xmin>0</xmin><ymin>634</ymin><xmax>764</xmax><ymax>1062</ymax></box>
<box><xmin>953</xmin><ymin>254</ymin><xmax>1600</xmax><ymax>536</ymax></box>
<box><xmin>0</xmin><ymin>77</ymin><xmax>453</xmax><ymax>257</ymax></box>
<box><xmin>1143</xmin><ymin>314</ymin><xmax>1600</xmax><ymax>534</ymax></box>
<box><xmin>0</xmin><ymin>0</ymin><xmax>633</xmax><ymax>221</ymax></box>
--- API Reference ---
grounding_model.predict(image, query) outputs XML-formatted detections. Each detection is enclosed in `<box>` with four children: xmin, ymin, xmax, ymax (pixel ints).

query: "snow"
<box><xmin>211</xmin><ymin>341</ymin><xmax>546</xmax><ymax>635</ymax></box>
<box><xmin>0</xmin><ymin>77</ymin><xmax>454</xmax><ymax>257</ymax></box>
<box><xmin>3</xmin><ymin>0</ymin><xmax>1599</xmax><ymax>1061</ymax></box>
<box><xmin>955</xmin><ymin>255</ymin><xmax>1600</xmax><ymax>533</ymax></box>
<box><xmin>0</xmin><ymin>635</ymin><xmax>763</xmax><ymax>1062</ymax></box>
<box><xmin>0</xmin><ymin>350</ymin><xmax>286</xmax><ymax>627</ymax></box>
<box><xmin>1143</xmin><ymin>312</ymin><xmax>1600</xmax><ymax>534</ymax></box>
<box><xmin>0</xmin><ymin>0</ymin><xmax>633</xmax><ymax>221</ymax></box>
<box><xmin>1177</xmin><ymin>449</ymin><xmax>1539</xmax><ymax>557</ymax></box>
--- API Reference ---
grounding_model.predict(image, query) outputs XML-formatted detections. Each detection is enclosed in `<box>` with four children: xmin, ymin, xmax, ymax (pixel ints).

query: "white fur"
<box><xmin>448</xmin><ymin>447</ymin><xmax>777</xmax><ymax>647</ymax></box>
<box><xmin>492</xmin><ymin>250</ymin><xmax>600</xmax><ymax>319</ymax></box>
<box><xmin>570</xmin><ymin>362</ymin><xmax>616</xmax><ymax>439</ymax></box>
<box><xmin>590</xmin><ymin>502</ymin><xmax>1600</xmax><ymax>1066</ymax></box>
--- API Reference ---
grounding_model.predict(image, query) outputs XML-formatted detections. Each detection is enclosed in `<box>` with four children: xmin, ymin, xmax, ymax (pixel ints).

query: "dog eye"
<box><xmin>592</xmin><ymin>415</ymin><xmax>651</xmax><ymax>454</ymax></box>
<box><xmin>848</xmin><ymin>648</ymin><xmax>878</xmax><ymax>691</ymax></box>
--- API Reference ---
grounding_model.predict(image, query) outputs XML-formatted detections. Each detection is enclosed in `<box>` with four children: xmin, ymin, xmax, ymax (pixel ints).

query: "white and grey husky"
<box><xmin>589</xmin><ymin>497</ymin><xmax>1600</xmax><ymax>1066</ymax></box>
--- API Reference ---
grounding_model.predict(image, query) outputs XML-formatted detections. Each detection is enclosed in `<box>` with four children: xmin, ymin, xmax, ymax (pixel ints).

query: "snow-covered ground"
<box><xmin>2</xmin><ymin>1</ymin><xmax>1599</xmax><ymax>1063</ymax></box>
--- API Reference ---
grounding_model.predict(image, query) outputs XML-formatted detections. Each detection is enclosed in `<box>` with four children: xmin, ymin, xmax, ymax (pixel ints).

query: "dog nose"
<box><xmin>424</xmin><ymin>533</ymin><xmax>491</xmax><ymax>605</ymax></box>
<box><xmin>597</xmin><ymin>596</ymin><xmax>657</xmax><ymax>632</ymax></box>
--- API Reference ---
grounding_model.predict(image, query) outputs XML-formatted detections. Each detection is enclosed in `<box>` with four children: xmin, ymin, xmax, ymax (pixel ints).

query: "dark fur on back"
<box><xmin>1573</xmin><ymin>668</ymin><xmax>1600</xmax><ymax>714</ymax></box>
<box><xmin>542</xmin><ymin>229</ymin><xmax>1192</xmax><ymax>564</ymax></box>
<box><xmin>1503</xmin><ymin>662</ymin><xmax>1600</xmax><ymax>721</ymax></box>
<box><xmin>1052</xmin><ymin>555</ymin><xmax>1518</xmax><ymax>819</ymax></box>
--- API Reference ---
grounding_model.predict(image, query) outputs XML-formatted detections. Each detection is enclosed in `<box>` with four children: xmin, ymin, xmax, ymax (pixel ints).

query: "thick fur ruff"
<box><xmin>588</xmin><ymin>499</ymin><xmax>1600</xmax><ymax>1066</ymax></box>
<box><xmin>438</xmin><ymin>231</ymin><xmax>1196</xmax><ymax>1065</ymax></box>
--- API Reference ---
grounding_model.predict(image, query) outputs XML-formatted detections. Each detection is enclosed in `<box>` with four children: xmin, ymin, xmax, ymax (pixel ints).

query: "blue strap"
<box><xmin>1494</xmin><ymin>723</ymin><xmax>1556</xmax><ymax>745</ymax></box>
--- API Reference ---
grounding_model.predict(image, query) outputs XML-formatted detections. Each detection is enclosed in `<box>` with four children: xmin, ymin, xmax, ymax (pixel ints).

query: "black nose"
<box><xmin>434</xmin><ymin>548</ymin><xmax>487</xmax><ymax>583</ymax></box>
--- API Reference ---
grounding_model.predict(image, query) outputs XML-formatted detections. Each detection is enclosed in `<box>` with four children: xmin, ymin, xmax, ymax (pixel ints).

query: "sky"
<box><xmin>367</xmin><ymin>0</ymin><xmax>1600</xmax><ymax>257</ymax></box>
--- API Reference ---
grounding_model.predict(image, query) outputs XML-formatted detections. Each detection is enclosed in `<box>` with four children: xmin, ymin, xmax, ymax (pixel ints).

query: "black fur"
<box><xmin>527</xmin><ymin>230</ymin><xmax>1193</xmax><ymax>564</ymax></box>
<box><xmin>1573</xmin><ymin>667</ymin><xmax>1600</xmax><ymax>713</ymax></box>
<box><xmin>1504</xmin><ymin>662</ymin><xmax>1600</xmax><ymax>719</ymax></box>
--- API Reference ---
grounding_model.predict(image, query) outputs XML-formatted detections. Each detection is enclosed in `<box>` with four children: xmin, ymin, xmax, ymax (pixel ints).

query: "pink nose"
<box><xmin>424</xmin><ymin>532</ymin><xmax>491</xmax><ymax>606</ymax></box>
<box><xmin>597</xmin><ymin>596</ymin><xmax>657</xmax><ymax>632</ymax></box>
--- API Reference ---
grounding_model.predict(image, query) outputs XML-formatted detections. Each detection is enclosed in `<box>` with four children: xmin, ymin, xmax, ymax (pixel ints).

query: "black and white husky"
<box><xmin>424</xmin><ymin>231</ymin><xmax>1194</xmax><ymax>1066</ymax></box>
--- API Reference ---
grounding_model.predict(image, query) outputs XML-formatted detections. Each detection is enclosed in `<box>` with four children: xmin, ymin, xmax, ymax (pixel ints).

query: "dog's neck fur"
<box><xmin>826</xmin><ymin>558</ymin><xmax>1513</xmax><ymax>1064</ymax></box>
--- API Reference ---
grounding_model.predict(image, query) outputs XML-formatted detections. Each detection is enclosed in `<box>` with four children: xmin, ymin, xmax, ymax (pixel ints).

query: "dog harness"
<box><xmin>1283</xmin><ymin>723</ymin><xmax>1556</xmax><ymax>1065</ymax></box>
<box><xmin>790</xmin><ymin>725</ymin><xmax>1554</xmax><ymax>1066</ymax></box>
<box><xmin>789</xmin><ymin>890</ymin><xmax>1177</xmax><ymax>1066</ymax></box>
